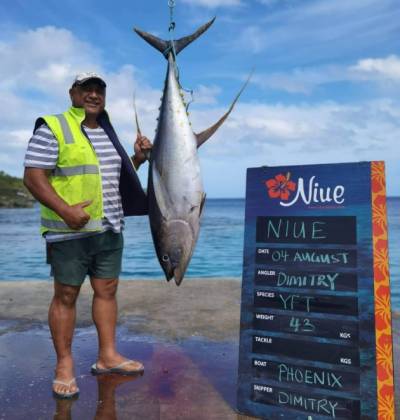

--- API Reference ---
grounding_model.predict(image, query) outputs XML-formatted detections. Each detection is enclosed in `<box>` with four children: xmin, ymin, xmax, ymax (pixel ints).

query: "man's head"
<box><xmin>69</xmin><ymin>72</ymin><xmax>107</xmax><ymax>118</ymax></box>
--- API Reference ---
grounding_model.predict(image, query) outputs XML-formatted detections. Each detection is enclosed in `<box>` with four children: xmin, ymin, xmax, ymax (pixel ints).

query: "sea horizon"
<box><xmin>1</xmin><ymin>197</ymin><xmax>399</xmax><ymax>310</ymax></box>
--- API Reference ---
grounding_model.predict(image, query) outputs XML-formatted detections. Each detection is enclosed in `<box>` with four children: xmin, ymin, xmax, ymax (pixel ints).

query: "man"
<box><xmin>23</xmin><ymin>72</ymin><xmax>151</xmax><ymax>399</ymax></box>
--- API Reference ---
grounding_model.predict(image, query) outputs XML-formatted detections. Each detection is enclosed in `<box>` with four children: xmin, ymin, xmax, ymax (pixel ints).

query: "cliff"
<box><xmin>0</xmin><ymin>171</ymin><xmax>35</xmax><ymax>208</ymax></box>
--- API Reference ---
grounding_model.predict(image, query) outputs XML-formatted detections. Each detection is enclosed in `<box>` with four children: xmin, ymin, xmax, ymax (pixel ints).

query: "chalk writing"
<box><xmin>278</xmin><ymin>364</ymin><xmax>343</xmax><ymax>389</ymax></box>
<box><xmin>256</xmin><ymin>247</ymin><xmax>357</xmax><ymax>268</ymax></box>
<box><xmin>270</xmin><ymin>250</ymin><xmax>350</xmax><ymax>264</ymax></box>
<box><xmin>255</xmin><ymin>269</ymin><xmax>358</xmax><ymax>292</ymax></box>
<box><xmin>289</xmin><ymin>317</ymin><xmax>315</xmax><ymax>332</ymax></box>
<box><xmin>256</xmin><ymin>216</ymin><xmax>357</xmax><ymax>244</ymax></box>
<box><xmin>277</xmin><ymin>272</ymin><xmax>338</xmax><ymax>291</ymax></box>
<box><xmin>266</xmin><ymin>218</ymin><xmax>327</xmax><ymax>240</ymax></box>
<box><xmin>253</xmin><ymin>313</ymin><xmax>359</xmax><ymax>342</ymax></box>
<box><xmin>280</xmin><ymin>294</ymin><xmax>313</xmax><ymax>312</ymax></box>
<box><xmin>278</xmin><ymin>391</ymin><xmax>339</xmax><ymax>417</ymax></box>
<box><xmin>251</xmin><ymin>359</ymin><xmax>360</xmax><ymax>392</ymax></box>
<box><xmin>293</xmin><ymin>251</ymin><xmax>349</xmax><ymax>264</ymax></box>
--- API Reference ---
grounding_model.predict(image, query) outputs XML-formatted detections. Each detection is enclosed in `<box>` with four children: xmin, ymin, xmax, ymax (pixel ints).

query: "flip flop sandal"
<box><xmin>91</xmin><ymin>360</ymin><xmax>144</xmax><ymax>375</ymax></box>
<box><xmin>52</xmin><ymin>377</ymin><xmax>80</xmax><ymax>399</ymax></box>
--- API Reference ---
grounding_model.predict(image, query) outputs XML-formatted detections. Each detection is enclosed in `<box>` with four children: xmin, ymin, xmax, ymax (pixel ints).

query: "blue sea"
<box><xmin>0</xmin><ymin>198</ymin><xmax>399</xmax><ymax>310</ymax></box>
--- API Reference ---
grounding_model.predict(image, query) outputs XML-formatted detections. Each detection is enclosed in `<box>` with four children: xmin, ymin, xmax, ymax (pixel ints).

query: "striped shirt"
<box><xmin>24</xmin><ymin>124</ymin><xmax>124</xmax><ymax>242</ymax></box>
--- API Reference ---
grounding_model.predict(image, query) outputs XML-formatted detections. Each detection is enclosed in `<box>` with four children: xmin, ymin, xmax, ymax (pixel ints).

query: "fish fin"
<box><xmin>132</xmin><ymin>92</ymin><xmax>142</xmax><ymax>136</ymax></box>
<box><xmin>195</xmin><ymin>71</ymin><xmax>253</xmax><ymax>148</ymax></box>
<box><xmin>133</xmin><ymin>93</ymin><xmax>151</xmax><ymax>161</ymax></box>
<box><xmin>174</xmin><ymin>18</ymin><xmax>215</xmax><ymax>55</ymax></box>
<box><xmin>200</xmin><ymin>193</ymin><xmax>206</xmax><ymax>216</ymax></box>
<box><xmin>134</xmin><ymin>18</ymin><xmax>215</xmax><ymax>58</ymax></box>
<box><xmin>152</xmin><ymin>164</ymin><xmax>172</xmax><ymax>219</ymax></box>
<box><xmin>133</xmin><ymin>28</ymin><xmax>169</xmax><ymax>56</ymax></box>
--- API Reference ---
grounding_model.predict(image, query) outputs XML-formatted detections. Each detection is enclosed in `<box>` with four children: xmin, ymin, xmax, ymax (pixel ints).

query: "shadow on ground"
<box><xmin>0</xmin><ymin>325</ymin><xmax>257</xmax><ymax>420</ymax></box>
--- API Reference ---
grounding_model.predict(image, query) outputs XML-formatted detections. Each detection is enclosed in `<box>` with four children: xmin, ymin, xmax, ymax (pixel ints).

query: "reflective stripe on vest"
<box><xmin>41</xmin><ymin>218</ymin><xmax>103</xmax><ymax>230</ymax></box>
<box><xmin>55</xmin><ymin>114</ymin><xmax>74</xmax><ymax>144</ymax></box>
<box><xmin>53</xmin><ymin>164</ymin><xmax>99</xmax><ymax>177</ymax></box>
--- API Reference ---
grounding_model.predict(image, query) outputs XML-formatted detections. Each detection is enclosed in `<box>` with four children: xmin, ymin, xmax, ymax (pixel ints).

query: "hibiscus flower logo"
<box><xmin>265</xmin><ymin>173</ymin><xmax>296</xmax><ymax>201</ymax></box>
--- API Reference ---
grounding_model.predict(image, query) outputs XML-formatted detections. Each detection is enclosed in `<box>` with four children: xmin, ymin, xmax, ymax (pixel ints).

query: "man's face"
<box><xmin>69</xmin><ymin>80</ymin><xmax>106</xmax><ymax>117</ymax></box>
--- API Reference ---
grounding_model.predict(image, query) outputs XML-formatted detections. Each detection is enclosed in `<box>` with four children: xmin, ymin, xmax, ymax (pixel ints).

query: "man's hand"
<box><xmin>132</xmin><ymin>134</ymin><xmax>152</xmax><ymax>169</ymax></box>
<box><xmin>60</xmin><ymin>200</ymin><xmax>92</xmax><ymax>230</ymax></box>
<box><xmin>24</xmin><ymin>168</ymin><xmax>93</xmax><ymax>230</ymax></box>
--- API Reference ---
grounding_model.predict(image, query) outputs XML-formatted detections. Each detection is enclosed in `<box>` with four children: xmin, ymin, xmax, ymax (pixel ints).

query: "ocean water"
<box><xmin>0</xmin><ymin>198</ymin><xmax>399</xmax><ymax>310</ymax></box>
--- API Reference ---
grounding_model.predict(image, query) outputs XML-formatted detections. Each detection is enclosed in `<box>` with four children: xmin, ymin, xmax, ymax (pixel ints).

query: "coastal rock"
<box><xmin>0</xmin><ymin>171</ymin><xmax>35</xmax><ymax>208</ymax></box>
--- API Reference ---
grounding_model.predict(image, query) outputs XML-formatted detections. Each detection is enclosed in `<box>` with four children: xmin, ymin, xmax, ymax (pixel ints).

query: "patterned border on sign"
<box><xmin>371</xmin><ymin>161</ymin><xmax>395</xmax><ymax>420</ymax></box>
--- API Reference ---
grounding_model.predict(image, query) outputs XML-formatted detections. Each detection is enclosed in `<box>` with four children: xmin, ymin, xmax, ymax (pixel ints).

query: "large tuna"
<box><xmin>134</xmin><ymin>18</ymin><xmax>248</xmax><ymax>285</ymax></box>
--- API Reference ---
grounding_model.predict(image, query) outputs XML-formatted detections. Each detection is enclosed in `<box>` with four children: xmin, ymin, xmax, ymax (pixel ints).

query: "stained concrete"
<box><xmin>0</xmin><ymin>279</ymin><xmax>398</xmax><ymax>419</ymax></box>
<box><xmin>0</xmin><ymin>279</ymin><xmax>241</xmax><ymax>340</ymax></box>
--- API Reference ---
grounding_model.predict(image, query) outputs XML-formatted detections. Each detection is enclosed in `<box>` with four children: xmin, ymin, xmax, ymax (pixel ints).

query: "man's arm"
<box><xmin>23</xmin><ymin>122</ymin><xmax>93</xmax><ymax>230</ymax></box>
<box><xmin>23</xmin><ymin>168</ymin><xmax>92</xmax><ymax>230</ymax></box>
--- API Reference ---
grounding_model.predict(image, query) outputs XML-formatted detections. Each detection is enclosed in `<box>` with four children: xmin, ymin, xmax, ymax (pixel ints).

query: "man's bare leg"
<box><xmin>49</xmin><ymin>281</ymin><xmax>81</xmax><ymax>394</ymax></box>
<box><xmin>91</xmin><ymin>278</ymin><xmax>143</xmax><ymax>372</ymax></box>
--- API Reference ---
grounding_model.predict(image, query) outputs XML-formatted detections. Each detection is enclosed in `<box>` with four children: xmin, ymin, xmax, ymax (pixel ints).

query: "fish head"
<box><xmin>157</xmin><ymin>219</ymin><xmax>195</xmax><ymax>286</ymax></box>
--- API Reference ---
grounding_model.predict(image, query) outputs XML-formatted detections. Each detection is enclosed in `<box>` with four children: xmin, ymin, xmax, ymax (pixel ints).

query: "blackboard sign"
<box><xmin>237</xmin><ymin>162</ymin><xmax>394</xmax><ymax>419</ymax></box>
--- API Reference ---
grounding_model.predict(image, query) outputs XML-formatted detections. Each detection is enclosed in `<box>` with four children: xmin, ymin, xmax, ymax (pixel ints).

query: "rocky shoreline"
<box><xmin>0</xmin><ymin>171</ymin><xmax>35</xmax><ymax>208</ymax></box>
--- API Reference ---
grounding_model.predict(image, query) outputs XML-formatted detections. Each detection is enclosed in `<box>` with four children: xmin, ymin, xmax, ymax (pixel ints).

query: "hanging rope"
<box><xmin>167</xmin><ymin>0</ymin><xmax>178</xmax><ymax>71</ymax></box>
<box><xmin>168</xmin><ymin>0</ymin><xmax>176</xmax><ymax>33</ymax></box>
<box><xmin>166</xmin><ymin>0</ymin><xmax>194</xmax><ymax>112</ymax></box>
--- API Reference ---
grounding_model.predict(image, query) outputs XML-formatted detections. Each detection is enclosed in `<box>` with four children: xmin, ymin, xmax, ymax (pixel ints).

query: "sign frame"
<box><xmin>237</xmin><ymin>161</ymin><xmax>394</xmax><ymax>419</ymax></box>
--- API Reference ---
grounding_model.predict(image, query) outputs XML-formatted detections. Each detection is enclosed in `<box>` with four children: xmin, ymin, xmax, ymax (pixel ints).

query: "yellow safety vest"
<box><xmin>39</xmin><ymin>107</ymin><xmax>104</xmax><ymax>234</ymax></box>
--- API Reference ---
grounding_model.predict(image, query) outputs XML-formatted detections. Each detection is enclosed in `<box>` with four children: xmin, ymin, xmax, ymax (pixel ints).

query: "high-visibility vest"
<box><xmin>38</xmin><ymin>106</ymin><xmax>104</xmax><ymax>234</ymax></box>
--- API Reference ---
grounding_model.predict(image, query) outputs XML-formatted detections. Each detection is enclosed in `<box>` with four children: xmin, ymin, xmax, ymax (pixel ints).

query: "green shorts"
<box><xmin>47</xmin><ymin>231</ymin><xmax>123</xmax><ymax>286</ymax></box>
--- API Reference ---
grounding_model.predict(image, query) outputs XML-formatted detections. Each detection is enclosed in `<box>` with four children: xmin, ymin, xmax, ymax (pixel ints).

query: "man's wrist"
<box><xmin>131</xmin><ymin>155</ymin><xmax>142</xmax><ymax>170</ymax></box>
<box><xmin>56</xmin><ymin>202</ymin><xmax>72</xmax><ymax>220</ymax></box>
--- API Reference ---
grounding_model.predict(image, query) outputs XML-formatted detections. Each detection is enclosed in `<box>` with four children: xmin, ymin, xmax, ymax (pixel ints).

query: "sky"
<box><xmin>0</xmin><ymin>0</ymin><xmax>399</xmax><ymax>197</ymax></box>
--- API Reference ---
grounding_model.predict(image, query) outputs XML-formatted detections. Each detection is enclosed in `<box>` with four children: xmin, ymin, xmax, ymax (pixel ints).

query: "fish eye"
<box><xmin>162</xmin><ymin>255</ymin><xmax>169</xmax><ymax>262</ymax></box>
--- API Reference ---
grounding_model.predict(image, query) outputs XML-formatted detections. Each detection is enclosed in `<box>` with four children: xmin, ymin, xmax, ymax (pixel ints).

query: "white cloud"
<box><xmin>0</xmin><ymin>26</ymin><xmax>102</xmax><ymax>96</ymax></box>
<box><xmin>251</xmin><ymin>66</ymin><xmax>342</xmax><ymax>94</ymax></box>
<box><xmin>1</xmin><ymin>26</ymin><xmax>399</xmax><ymax>197</ymax></box>
<box><xmin>0</xmin><ymin>26</ymin><xmax>161</xmax><ymax>179</ymax></box>
<box><xmin>36</xmin><ymin>63</ymin><xmax>72</xmax><ymax>85</ymax></box>
<box><xmin>232</xmin><ymin>0</ymin><xmax>398</xmax><ymax>66</ymax></box>
<box><xmin>0</xmin><ymin>25</ymin><xmax>227</xmax><ymax>186</ymax></box>
<box><xmin>250</xmin><ymin>55</ymin><xmax>400</xmax><ymax>94</ymax></box>
<box><xmin>193</xmin><ymin>98</ymin><xmax>400</xmax><ymax>196</ymax></box>
<box><xmin>181</xmin><ymin>0</ymin><xmax>242</xmax><ymax>7</ymax></box>
<box><xmin>191</xmin><ymin>99</ymin><xmax>400</xmax><ymax>161</ymax></box>
<box><xmin>192</xmin><ymin>84</ymin><xmax>221</xmax><ymax>104</ymax></box>
<box><xmin>236</xmin><ymin>26</ymin><xmax>268</xmax><ymax>54</ymax></box>
<box><xmin>351</xmin><ymin>55</ymin><xmax>400</xmax><ymax>81</ymax></box>
<box><xmin>257</xmin><ymin>0</ymin><xmax>295</xmax><ymax>6</ymax></box>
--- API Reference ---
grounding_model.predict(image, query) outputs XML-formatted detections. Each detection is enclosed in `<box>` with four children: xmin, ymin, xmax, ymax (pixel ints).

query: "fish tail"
<box><xmin>133</xmin><ymin>17</ymin><xmax>215</xmax><ymax>58</ymax></box>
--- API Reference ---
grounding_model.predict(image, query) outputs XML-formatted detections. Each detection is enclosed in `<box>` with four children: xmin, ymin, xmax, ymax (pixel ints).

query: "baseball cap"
<box><xmin>72</xmin><ymin>72</ymin><xmax>106</xmax><ymax>88</ymax></box>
